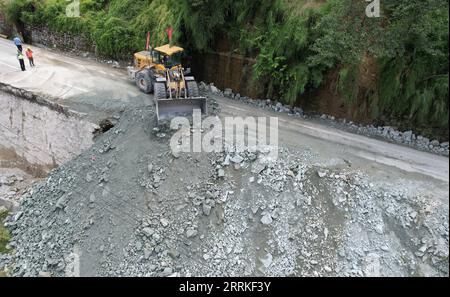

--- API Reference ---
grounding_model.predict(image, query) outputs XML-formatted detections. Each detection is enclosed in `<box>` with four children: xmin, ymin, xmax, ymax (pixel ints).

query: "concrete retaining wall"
<box><xmin>28</xmin><ymin>26</ymin><xmax>94</xmax><ymax>53</ymax></box>
<box><xmin>0</xmin><ymin>85</ymin><xmax>96</xmax><ymax>175</ymax></box>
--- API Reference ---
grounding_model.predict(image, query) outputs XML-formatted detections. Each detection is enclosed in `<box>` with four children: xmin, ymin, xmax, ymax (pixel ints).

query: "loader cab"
<box><xmin>154</xmin><ymin>44</ymin><xmax>184</xmax><ymax>69</ymax></box>
<box><xmin>162</xmin><ymin>52</ymin><xmax>182</xmax><ymax>69</ymax></box>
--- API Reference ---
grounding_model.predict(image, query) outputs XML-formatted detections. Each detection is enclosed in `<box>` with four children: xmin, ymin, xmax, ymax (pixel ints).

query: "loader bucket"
<box><xmin>155</xmin><ymin>97</ymin><xmax>208</xmax><ymax>122</ymax></box>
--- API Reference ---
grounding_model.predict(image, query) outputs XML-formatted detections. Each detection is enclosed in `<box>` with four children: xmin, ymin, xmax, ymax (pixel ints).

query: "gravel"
<box><xmin>1</xmin><ymin>98</ymin><xmax>447</xmax><ymax>277</ymax></box>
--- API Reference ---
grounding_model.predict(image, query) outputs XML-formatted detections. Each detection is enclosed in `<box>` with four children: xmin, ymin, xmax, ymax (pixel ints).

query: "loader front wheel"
<box><xmin>154</xmin><ymin>82</ymin><xmax>167</xmax><ymax>100</ymax></box>
<box><xmin>187</xmin><ymin>81</ymin><xmax>200</xmax><ymax>98</ymax></box>
<box><xmin>136</xmin><ymin>72</ymin><xmax>153</xmax><ymax>94</ymax></box>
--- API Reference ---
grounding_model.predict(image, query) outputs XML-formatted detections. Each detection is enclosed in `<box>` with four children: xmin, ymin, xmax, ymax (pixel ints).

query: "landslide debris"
<box><xmin>1</xmin><ymin>105</ymin><xmax>448</xmax><ymax>277</ymax></box>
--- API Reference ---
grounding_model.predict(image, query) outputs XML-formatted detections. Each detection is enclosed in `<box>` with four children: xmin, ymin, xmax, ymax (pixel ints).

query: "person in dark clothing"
<box><xmin>17</xmin><ymin>51</ymin><xmax>26</xmax><ymax>71</ymax></box>
<box><xmin>13</xmin><ymin>36</ymin><xmax>23</xmax><ymax>52</ymax></box>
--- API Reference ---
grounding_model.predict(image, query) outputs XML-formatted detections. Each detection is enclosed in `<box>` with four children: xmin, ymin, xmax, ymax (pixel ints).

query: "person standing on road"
<box><xmin>13</xmin><ymin>36</ymin><xmax>23</xmax><ymax>52</ymax></box>
<box><xmin>25</xmin><ymin>47</ymin><xmax>35</xmax><ymax>67</ymax></box>
<box><xmin>17</xmin><ymin>50</ymin><xmax>26</xmax><ymax>71</ymax></box>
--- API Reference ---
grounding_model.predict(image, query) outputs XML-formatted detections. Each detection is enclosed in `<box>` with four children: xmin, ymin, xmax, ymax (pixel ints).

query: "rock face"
<box><xmin>29</xmin><ymin>26</ymin><xmax>94</xmax><ymax>53</ymax></box>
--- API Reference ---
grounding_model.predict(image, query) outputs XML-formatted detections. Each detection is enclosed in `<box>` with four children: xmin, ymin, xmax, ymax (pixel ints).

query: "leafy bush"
<box><xmin>0</xmin><ymin>210</ymin><xmax>10</xmax><ymax>254</ymax></box>
<box><xmin>306</xmin><ymin>0</ymin><xmax>448</xmax><ymax>129</ymax></box>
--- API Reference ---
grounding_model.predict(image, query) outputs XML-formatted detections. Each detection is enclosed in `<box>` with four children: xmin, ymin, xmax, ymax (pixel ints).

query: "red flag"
<box><xmin>146</xmin><ymin>31</ymin><xmax>150</xmax><ymax>50</ymax></box>
<box><xmin>166</xmin><ymin>27</ymin><xmax>173</xmax><ymax>43</ymax></box>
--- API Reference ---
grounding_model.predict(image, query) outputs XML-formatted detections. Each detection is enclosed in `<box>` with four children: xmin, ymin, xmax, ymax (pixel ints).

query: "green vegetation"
<box><xmin>0</xmin><ymin>209</ymin><xmax>11</xmax><ymax>254</ymax></box>
<box><xmin>1</xmin><ymin>0</ymin><xmax>448</xmax><ymax>134</ymax></box>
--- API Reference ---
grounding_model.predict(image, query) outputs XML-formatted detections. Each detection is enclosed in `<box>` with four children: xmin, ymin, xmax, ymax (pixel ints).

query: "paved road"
<box><xmin>0</xmin><ymin>37</ymin><xmax>148</xmax><ymax>120</ymax></box>
<box><xmin>0</xmin><ymin>37</ymin><xmax>448</xmax><ymax>185</ymax></box>
<box><xmin>217</xmin><ymin>98</ymin><xmax>449</xmax><ymax>183</ymax></box>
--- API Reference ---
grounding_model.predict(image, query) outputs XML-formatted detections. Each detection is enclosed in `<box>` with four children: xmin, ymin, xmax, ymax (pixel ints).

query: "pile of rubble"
<box><xmin>319</xmin><ymin>115</ymin><xmax>449</xmax><ymax>156</ymax></box>
<box><xmin>0</xmin><ymin>169</ymin><xmax>35</xmax><ymax>211</ymax></box>
<box><xmin>1</xmin><ymin>106</ymin><xmax>448</xmax><ymax>277</ymax></box>
<box><xmin>199</xmin><ymin>82</ymin><xmax>449</xmax><ymax>156</ymax></box>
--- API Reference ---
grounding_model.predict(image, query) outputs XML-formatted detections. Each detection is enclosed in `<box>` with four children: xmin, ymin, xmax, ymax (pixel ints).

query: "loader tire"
<box><xmin>187</xmin><ymin>81</ymin><xmax>200</xmax><ymax>98</ymax></box>
<box><xmin>136</xmin><ymin>72</ymin><xmax>153</xmax><ymax>94</ymax></box>
<box><xmin>154</xmin><ymin>82</ymin><xmax>167</xmax><ymax>100</ymax></box>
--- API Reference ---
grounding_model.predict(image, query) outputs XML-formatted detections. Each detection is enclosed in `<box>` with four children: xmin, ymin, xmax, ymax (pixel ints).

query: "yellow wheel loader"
<box><xmin>127</xmin><ymin>44</ymin><xmax>207</xmax><ymax>121</ymax></box>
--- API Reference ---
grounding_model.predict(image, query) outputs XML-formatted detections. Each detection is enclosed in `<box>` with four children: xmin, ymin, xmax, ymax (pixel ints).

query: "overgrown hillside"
<box><xmin>2</xmin><ymin>0</ymin><xmax>449</xmax><ymax>137</ymax></box>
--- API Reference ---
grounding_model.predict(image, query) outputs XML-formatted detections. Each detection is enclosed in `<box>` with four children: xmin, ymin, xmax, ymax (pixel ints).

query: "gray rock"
<box><xmin>247</xmin><ymin>153</ymin><xmax>257</xmax><ymax>162</ymax></box>
<box><xmin>85</xmin><ymin>173</ymin><xmax>92</xmax><ymax>182</ymax></box>
<box><xmin>89</xmin><ymin>193</ymin><xmax>96</xmax><ymax>204</ymax></box>
<box><xmin>144</xmin><ymin>248</ymin><xmax>153</xmax><ymax>259</ymax></box>
<box><xmin>55</xmin><ymin>194</ymin><xmax>69</xmax><ymax>210</ymax></box>
<box><xmin>260</xmin><ymin>253</ymin><xmax>273</xmax><ymax>269</ymax></box>
<box><xmin>168</xmin><ymin>249</ymin><xmax>180</xmax><ymax>259</ymax></box>
<box><xmin>252</xmin><ymin>163</ymin><xmax>266</xmax><ymax>174</ymax></box>
<box><xmin>374</xmin><ymin>223</ymin><xmax>384</xmax><ymax>235</ymax></box>
<box><xmin>230</xmin><ymin>155</ymin><xmax>244</xmax><ymax>164</ymax></box>
<box><xmin>186</xmin><ymin>228</ymin><xmax>198</xmax><ymax>238</ymax></box>
<box><xmin>160</xmin><ymin>267</ymin><xmax>173</xmax><ymax>277</ymax></box>
<box><xmin>430</xmin><ymin>140</ymin><xmax>440</xmax><ymax>146</ymax></box>
<box><xmin>152</xmin><ymin>233</ymin><xmax>162</xmax><ymax>243</ymax></box>
<box><xmin>223</xmin><ymin>155</ymin><xmax>231</xmax><ymax>166</ymax></box>
<box><xmin>38</xmin><ymin>271</ymin><xmax>51</xmax><ymax>277</ymax></box>
<box><xmin>142</xmin><ymin>227</ymin><xmax>154</xmax><ymax>238</ymax></box>
<box><xmin>261</xmin><ymin>214</ymin><xmax>273</xmax><ymax>225</ymax></box>
<box><xmin>403</xmin><ymin>131</ymin><xmax>413</xmax><ymax>142</ymax></box>
<box><xmin>135</xmin><ymin>241</ymin><xmax>143</xmax><ymax>251</ymax></box>
<box><xmin>202</xmin><ymin>203</ymin><xmax>212</xmax><ymax>216</ymax></box>
<box><xmin>294</xmin><ymin>107</ymin><xmax>304</xmax><ymax>115</ymax></box>
<box><xmin>317</xmin><ymin>170</ymin><xmax>327</xmax><ymax>178</ymax></box>
<box><xmin>224</xmin><ymin>88</ymin><xmax>233</xmax><ymax>98</ymax></box>
<box><xmin>210</xmin><ymin>85</ymin><xmax>220</xmax><ymax>94</ymax></box>
<box><xmin>160</xmin><ymin>218</ymin><xmax>169</xmax><ymax>227</ymax></box>
<box><xmin>199</xmin><ymin>81</ymin><xmax>207</xmax><ymax>90</ymax></box>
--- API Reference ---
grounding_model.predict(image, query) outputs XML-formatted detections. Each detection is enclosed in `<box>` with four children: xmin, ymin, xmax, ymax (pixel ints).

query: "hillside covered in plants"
<box><xmin>1</xmin><ymin>0</ymin><xmax>449</xmax><ymax>138</ymax></box>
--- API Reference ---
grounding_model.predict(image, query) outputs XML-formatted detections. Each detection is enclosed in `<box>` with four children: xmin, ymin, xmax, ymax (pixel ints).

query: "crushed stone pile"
<box><xmin>1</xmin><ymin>105</ymin><xmax>448</xmax><ymax>277</ymax></box>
